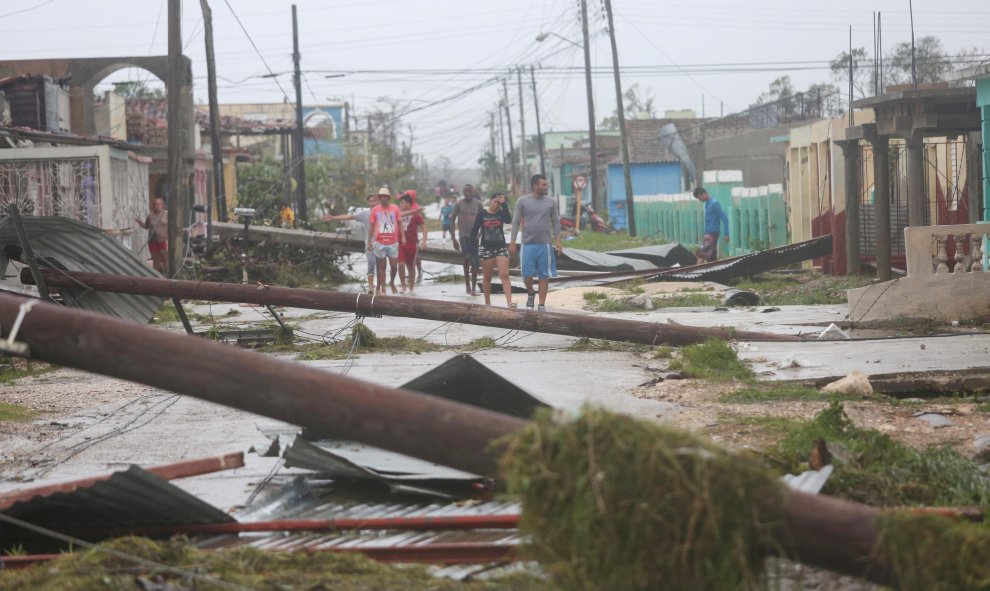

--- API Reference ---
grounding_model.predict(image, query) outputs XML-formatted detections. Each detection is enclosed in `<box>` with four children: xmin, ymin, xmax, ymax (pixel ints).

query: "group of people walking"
<box><xmin>322</xmin><ymin>174</ymin><xmax>562</xmax><ymax>311</ymax></box>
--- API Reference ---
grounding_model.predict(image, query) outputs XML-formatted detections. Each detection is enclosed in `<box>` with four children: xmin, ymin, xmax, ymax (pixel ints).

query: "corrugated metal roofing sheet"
<box><xmin>0</xmin><ymin>466</ymin><xmax>233</xmax><ymax>544</ymax></box>
<box><xmin>559</xmin><ymin>247</ymin><xmax>657</xmax><ymax>271</ymax></box>
<box><xmin>606</xmin><ymin>243</ymin><xmax>697</xmax><ymax>267</ymax></box>
<box><xmin>0</xmin><ymin>215</ymin><xmax>162</xmax><ymax>323</ymax></box>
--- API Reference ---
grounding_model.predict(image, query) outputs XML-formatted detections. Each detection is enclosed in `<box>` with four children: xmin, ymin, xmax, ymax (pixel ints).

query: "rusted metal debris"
<box><xmin>23</xmin><ymin>269</ymin><xmax>799</xmax><ymax>346</ymax></box>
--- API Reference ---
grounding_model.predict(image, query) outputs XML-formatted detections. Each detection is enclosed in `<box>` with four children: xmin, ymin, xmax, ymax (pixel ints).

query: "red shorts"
<box><xmin>149</xmin><ymin>240</ymin><xmax>168</xmax><ymax>254</ymax></box>
<box><xmin>398</xmin><ymin>242</ymin><xmax>418</xmax><ymax>264</ymax></box>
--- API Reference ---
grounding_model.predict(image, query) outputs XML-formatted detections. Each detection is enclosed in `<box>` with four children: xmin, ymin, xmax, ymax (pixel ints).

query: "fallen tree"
<box><xmin>23</xmin><ymin>269</ymin><xmax>798</xmax><ymax>346</ymax></box>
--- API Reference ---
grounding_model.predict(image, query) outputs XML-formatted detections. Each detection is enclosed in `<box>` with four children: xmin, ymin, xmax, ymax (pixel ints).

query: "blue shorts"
<box><xmin>373</xmin><ymin>242</ymin><xmax>399</xmax><ymax>260</ymax></box>
<box><xmin>521</xmin><ymin>243</ymin><xmax>557</xmax><ymax>280</ymax></box>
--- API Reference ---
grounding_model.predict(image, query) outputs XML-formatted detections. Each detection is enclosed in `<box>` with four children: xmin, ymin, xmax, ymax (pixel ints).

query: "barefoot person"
<box><xmin>450</xmin><ymin>184</ymin><xmax>483</xmax><ymax>296</ymax></box>
<box><xmin>469</xmin><ymin>192</ymin><xmax>515</xmax><ymax>308</ymax></box>
<box><xmin>135</xmin><ymin>197</ymin><xmax>168</xmax><ymax>275</ymax></box>
<box><xmin>397</xmin><ymin>193</ymin><xmax>427</xmax><ymax>295</ymax></box>
<box><xmin>368</xmin><ymin>187</ymin><xmax>404</xmax><ymax>295</ymax></box>
<box><xmin>509</xmin><ymin>174</ymin><xmax>561</xmax><ymax>312</ymax></box>
<box><xmin>691</xmin><ymin>187</ymin><xmax>730</xmax><ymax>264</ymax></box>
<box><xmin>322</xmin><ymin>194</ymin><xmax>378</xmax><ymax>293</ymax></box>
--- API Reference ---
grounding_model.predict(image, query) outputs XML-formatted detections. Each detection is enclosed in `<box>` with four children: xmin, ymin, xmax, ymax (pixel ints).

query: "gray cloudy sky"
<box><xmin>1</xmin><ymin>0</ymin><xmax>987</xmax><ymax>170</ymax></box>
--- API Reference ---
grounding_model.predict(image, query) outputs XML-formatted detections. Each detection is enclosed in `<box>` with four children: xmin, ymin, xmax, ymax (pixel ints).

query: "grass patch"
<box><xmin>582</xmin><ymin>290</ymin><xmax>609</xmax><ymax>302</ymax></box>
<box><xmin>0</xmin><ymin>357</ymin><xmax>53</xmax><ymax>384</ymax></box>
<box><xmin>765</xmin><ymin>401</ymin><xmax>990</xmax><ymax>507</ymax></box>
<box><xmin>152</xmin><ymin>303</ymin><xmax>180</xmax><ymax>324</ymax></box>
<box><xmin>720</xmin><ymin>382</ymin><xmax>849</xmax><ymax>404</ymax></box>
<box><xmin>462</xmin><ymin>336</ymin><xmax>498</xmax><ymax>351</ymax></box>
<box><xmin>502</xmin><ymin>407</ymin><xmax>786</xmax><ymax>590</ymax></box>
<box><xmin>0</xmin><ymin>537</ymin><xmax>550</xmax><ymax>591</ymax></box>
<box><xmin>652</xmin><ymin>292</ymin><xmax>720</xmax><ymax>308</ymax></box>
<box><xmin>735</xmin><ymin>273</ymin><xmax>877</xmax><ymax>306</ymax></box>
<box><xmin>295</xmin><ymin>325</ymin><xmax>441</xmax><ymax>360</ymax></box>
<box><xmin>567</xmin><ymin>337</ymin><xmax>650</xmax><ymax>353</ymax></box>
<box><xmin>0</xmin><ymin>402</ymin><xmax>36</xmax><ymax>422</ymax></box>
<box><xmin>594</xmin><ymin>299</ymin><xmax>645</xmax><ymax>313</ymax></box>
<box><xmin>652</xmin><ymin>345</ymin><xmax>674</xmax><ymax>359</ymax></box>
<box><xmin>668</xmin><ymin>339</ymin><xmax>753</xmax><ymax>382</ymax></box>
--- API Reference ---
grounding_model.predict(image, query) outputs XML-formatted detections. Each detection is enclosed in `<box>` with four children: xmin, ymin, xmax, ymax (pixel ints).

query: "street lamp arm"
<box><xmin>535</xmin><ymin>31</ymin><xmax>583</xmax><ymax>50</ymax></box>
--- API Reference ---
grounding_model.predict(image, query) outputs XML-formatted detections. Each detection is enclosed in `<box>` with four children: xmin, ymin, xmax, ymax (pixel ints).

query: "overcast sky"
<box><xmin>1</xmin><ymin>0</ymin><xmax>987</xmax><ymax>170</ymax></box>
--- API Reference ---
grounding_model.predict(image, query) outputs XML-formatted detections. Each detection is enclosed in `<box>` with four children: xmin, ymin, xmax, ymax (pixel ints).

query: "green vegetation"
<box><xmin>567</xmin><ymin>337</ymin><xmax>650</xmax><ymax>353</ymax></box>
<box><xmin>582</xmin><ymin>290</ymin><xmax>609</xmax><ymax>302</ymax></box>
<box><xmin>0</xmin><ymin>402</ymin><xmax>36</xmax><ymax>422</ymax></box>
<box><xmin>874</xmin><ymin>510</ymin><xmax>990</xmax><ymax>591</ymax></box>
<box><xmin>152</xmin><ymin>303</ymin><xmax>180</xmax><ymax>324</ymax></box>
<box><xmin>765</xmin><ymin>402</ymin><xmax>990</xmax><ymax>507</ymax></box>
<box><xmin>652</xmin><ymin>292</ymin><xmax>720</xmax><ymax>308</ymax></box>
<box><xmin>432</xmin><ymin>273</ymin><xmax>465</xmax><ymax>283</ymax></box>
<box><xmin>594</xmin><ymin>299</ymin><xmax>647</xmax><ymax>313</ymax></box>
<box><xmin>0</xmin><ymin>358</ymin><xmax>53</xmax><ymax>385</ymax></box>
<box><xmin>502</xmin><ymin>407</ymin><xmax>786</xmax><ymax>590</ymax></box>
<box><xmin>668</xmin><ymin>339</ymin><xmax>754</xmax><ymax>382</ymax></box>
<box><xmin>652</xmin><ymin>345</ymin><xmax>674</xmax><ymax>359</ymax></box>
<box><xmin>720</xmin><ymin>382</ymin><xmax>850</xmax><ymax>404</ymax></box>
<box><xmin>735</xmin><ymin>272</ymin><xmax>876</xmax><ymax>306</ymax></box>
<box><xmin>463</xmin><ymin>336</ymin><xmax>498</xmax><ymax>351</ymax></box>
<box><xmin>0</xmin><ymin>537</ymin><xmax>550</xmax><ymax>591</ymax></box>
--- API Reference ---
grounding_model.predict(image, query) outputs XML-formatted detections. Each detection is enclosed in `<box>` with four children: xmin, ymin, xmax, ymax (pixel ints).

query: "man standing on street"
<box><xmin>509</xmin><ymin>174</ymin><xmax>561</xmax><ymax>312</ymax></box>
<box><xmin>135</xmin><ymin>197</ymin><xmax>168</xmax><ymax>275</ymax></box>
<box><xmin>322</xmin><ymin>193</ymin><xmax>378</xmax><ymax>293</ymax></box>
<box><xmin>368</xmin><ymin>187</ymin><xmax>404</xmax><ymax>294</ymax></box>
<box><xmin>450</xmin><ymin>184</ymin><xmax>484</xmax><ymax>296</ymax></box>
<box><xmin>692</xmin><ymin>187</ymin><xmax>730</xmax><ymax>264</ymax></box>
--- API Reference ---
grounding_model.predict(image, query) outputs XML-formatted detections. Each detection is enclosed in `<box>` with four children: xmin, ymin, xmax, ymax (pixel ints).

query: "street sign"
<box><xmin>572</xmin><ymin>176</ymin><xmax>587</xmax><ymax>191</ymax></box>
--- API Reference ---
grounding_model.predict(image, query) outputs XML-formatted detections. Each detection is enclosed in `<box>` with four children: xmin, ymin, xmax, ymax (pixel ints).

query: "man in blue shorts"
<box><xmin>509</xmin><ymin>174</ymin><xmax>561</xmax><ymax>311</ymax></box>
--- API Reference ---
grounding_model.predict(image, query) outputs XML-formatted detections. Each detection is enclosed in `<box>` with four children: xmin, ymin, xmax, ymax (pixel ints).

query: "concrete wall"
<box><xmin>848</xmin><ymin>223</ymin><xmax>990</xmax><ymax>322</ymax></box>
<box><xmin>94</xmin><ymin>91</ymin><xmax>126</xmax><ymax>140</ymax></box>
<box><xmin>702</xmin><ymin>124</ymin><xmax>794</xmax><ymax>186</ymax></box>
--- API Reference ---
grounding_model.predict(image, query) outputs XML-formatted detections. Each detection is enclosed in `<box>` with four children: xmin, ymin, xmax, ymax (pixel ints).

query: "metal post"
<box><xmin>908</xmin><ymin>0</ymin><xmax>917</xmax><ymax>89</ymax></box>
<box><xmin>8</xmin><ymin>206</ymin><xmax>50</xmax><ymax>301</ymax></box>
<box><xmin>579</xmin><ymin>0</ymin><xmax>598</xmax><ymax>211</ymax></box>
<box><xmin>292</xmin><ymin>5</ymin><xmax>307</xmax><ymax>222</ymax></box>
<box><xmin>516</xmin><ymin>67</ymin><xmax>527</xmax><ymax>182</ymax></box>
<box><xmin>604</xmin><ymin>0</ymin><xmax>636</xmax><ymax>237</ymax></box>
<box><xmin>171</xmin><ymin>297</ymin><xmax>194</xmax><ymax>335</ymax></box>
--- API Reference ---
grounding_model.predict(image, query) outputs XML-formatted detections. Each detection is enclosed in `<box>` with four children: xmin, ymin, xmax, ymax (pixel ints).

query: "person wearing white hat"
<box><xmin>368</xmin><ymin>187</ymin><xmax>404</xmax><ymax>294</ymax></box>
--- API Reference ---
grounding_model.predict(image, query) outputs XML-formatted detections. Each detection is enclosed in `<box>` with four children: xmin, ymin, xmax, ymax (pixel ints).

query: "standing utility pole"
<box><xmin>496</xmin><ymin>105</ymin><xmax>508</xmax><ymax>189</ymax></box>
<box><xmin>291</xmin><ymin>5</ymin><xmax>307</xmax><ymax>222</ymax></box>
<box><xmin>604</xmin><ymin>0</ymin><xmax>635</xmax><ymax>236</ymax></box>
<box><xmin>489</xmin><ymin>112</ymin><xmax>498</xmax><ymax>186</ymax></box>
<box><xmin>529</xmin><ymin>66</ymin><xmax>546</xmax><ymax>174</ymax></box>
<box><xmin>501</xmin><ymin>79</ymin><xmax>517</xmax><ymax>194</ymax></box>
<box><xmin>166</xmin><ymin>0</ymin><xmax>183</xmax><ymax>276</ymax></box>
<box><xmin>200</xmin><ymin>0</ymin><xmax>226</xmax><ymax>234</ymax></box>
<box><xmin>516</xmin><ymin>68</ymin><xmax>528</xmax><ymax>183</ymax></box>
<box><xmin>908</xmin><ymin>0</ymin><xmax>917</xmax><ymax>89</ymax></box>
<box><xmin>579</xmin><ymin>0</ymin><xmax>598</xmax><ymax>211</ymax></box>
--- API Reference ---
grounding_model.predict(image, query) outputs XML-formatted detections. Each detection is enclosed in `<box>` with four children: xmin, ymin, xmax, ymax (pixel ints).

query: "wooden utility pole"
<box><xmin>501</xmin><ymin>79</ymin><xmax>517</xmax><ymax>194</ymax></box>
<box><xmin>516</xmin><ymin>67</ymin><xmax>528</xmax><ymax>183</ymax></box>
<box><xmin>166</xmin><ymin>0</ymin><xmax>183</xmax><ymax>276</ymax></box>
<box><xmin>291</xmin><ymin>4</ymin><xmax>307</xmax><ymax>222</ymax></box>
<box><xmin>603</xmin><ymin>0</ymin><xmax>636</xmax><ymax>236</ymax></box>
<box><xmin>489</xmin><ymin>111</ymin><xmax>498</xmax><ymax>186</ymax></box>
<box><xmin>27</xmin><ymin>270</ymin><xmax>798</xmax><ymax>346</ymax></box>
<box><xmin>497</xmin><ymin>105</ymin><xmax>508</xmax><ymax>189</ymax></box>
<box><xmin>530</xmin><ymin>66</ymin><xmax>546</xmax><ymax>174</ymax></box>
<box><xmin>579</xmin><ymin>0</ymin><xmax>598</xmax><ymax>211</ymax></box>
<box><xmin>200</xmin><ymin>0</ymin><xmax>226</xmax><ymax>231</ymax></box>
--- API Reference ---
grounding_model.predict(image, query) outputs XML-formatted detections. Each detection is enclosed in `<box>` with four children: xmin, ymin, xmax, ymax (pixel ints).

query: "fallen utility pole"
<box><xmin>0</xmin><ymin>293</ymin><xmax>894</xmax><ymax>585</ymax></box>
<box><xmin>24</xmin><ymin>270</ymin><xmax>798</xmax><ymax>345</ymax></box>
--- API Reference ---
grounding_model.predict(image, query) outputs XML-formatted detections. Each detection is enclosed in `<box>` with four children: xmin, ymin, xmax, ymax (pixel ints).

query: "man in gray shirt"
<box><xmin>509</xmin><ymin>174</ymin><xmax>561</xmax><ymax>311</ymax></box>
<box><xmin>322</xmin><ymin>193</ymin><xmax>378</xmax><ymax>293</ymax></box>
